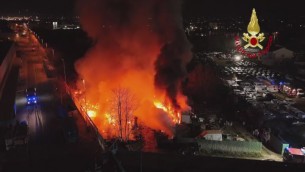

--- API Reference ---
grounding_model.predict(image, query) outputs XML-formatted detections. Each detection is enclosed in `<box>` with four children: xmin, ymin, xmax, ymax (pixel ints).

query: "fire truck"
<box><xmin>283</xmin><ymin>147</ymin><xmax>305</xmax><ymax>163</ymax></box>
<box><xmin>279</xmin><ymin>82</ymin><xmax>304</xmax><ymax>97</ymax></box>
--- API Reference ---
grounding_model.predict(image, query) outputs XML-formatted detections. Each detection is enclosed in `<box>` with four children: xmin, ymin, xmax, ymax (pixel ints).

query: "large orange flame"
<box><xmin>75</xmin><ymin>0</ymin><xmax>192</xmax><ymax>140</ymax></box>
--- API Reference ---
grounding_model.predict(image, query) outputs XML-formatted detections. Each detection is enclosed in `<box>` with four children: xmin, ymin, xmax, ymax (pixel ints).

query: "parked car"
<box><xmin>253</xmin><ymin>94</ymin><xmax>264</xmax><ymax>101</ymax></box>
<box><xmin>263</xmin><ymin>111</ymin><xmax>276</xmax><ymax>120</ymax></box>
<box><xmin>297</xmin><ymin>89</ymin><xmax>305</xmax><ymax>97</ymax></box>
<box><xmin>254</xmin><ymin>82</ymin><xmax>266</xmax><ymax>92</ymax></box>
<box><xmin>263</xmin><ymin>93</ymin><xmax>275</xmax><ymax>101</ymax></box>
<box><xmin>279</xmin><ymin>111</ymin><xmax>294</xmax><ymax>119</ymax></box>
<box><xmin>267</xmin><ymin>85</ymin><xmax>278</xmax><ymax>93</ymax></box>
<box><xmin>296</xmin><ymin>112</ymin><xmax>305</xmax><ymax>119</ymax></box>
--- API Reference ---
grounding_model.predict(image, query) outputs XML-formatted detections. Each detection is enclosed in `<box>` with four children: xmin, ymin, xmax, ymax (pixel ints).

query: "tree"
<box><xmin>111</xmin><ymin>87</ymin><xmax>137</xmax><ymax>141</ymax></box>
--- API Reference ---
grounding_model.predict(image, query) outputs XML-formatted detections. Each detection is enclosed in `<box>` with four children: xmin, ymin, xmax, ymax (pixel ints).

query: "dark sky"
<box><xmin>0</xmin><ymin>0</ymin><xmax>76</xmax><ymax>16</ymax></box>
<box><xmin>184</xmin><ymin>0</ymin><xmax>305</xmax><ymax>18</ymax></box>
<box><xmin>0</xmin><ymin>0</ymin><xmax>304</xmax><ymax>18</ymax></box>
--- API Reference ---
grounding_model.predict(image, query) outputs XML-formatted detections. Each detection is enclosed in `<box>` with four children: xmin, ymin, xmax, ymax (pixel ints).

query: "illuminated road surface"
<box><xmin>6</xmin><ymin>29</ymin><xmax>101</xmax><ymax>172</ymax></box>
<box><xmin>15</xmin><ymin>32</ymin><xmax>52</xmax><ymax>144</ymax></box>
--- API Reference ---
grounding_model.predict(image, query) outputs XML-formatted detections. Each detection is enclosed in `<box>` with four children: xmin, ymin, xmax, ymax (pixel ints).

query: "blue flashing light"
<box><xmin>26</xmin><ymin>96</ymin><xmax>37</xmax><ymax>105</ymax></box>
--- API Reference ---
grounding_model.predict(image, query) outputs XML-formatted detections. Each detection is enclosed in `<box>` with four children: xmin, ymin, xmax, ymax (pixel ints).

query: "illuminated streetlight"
<box><xmin>51</xmin><ymin>48</ymin><xmax>55</xmax><ymax>58</ymax></box>
<box><xmin>234</xmin><ymin>55</ymin><xmax>242</xmax><ymax>61</ymax></box>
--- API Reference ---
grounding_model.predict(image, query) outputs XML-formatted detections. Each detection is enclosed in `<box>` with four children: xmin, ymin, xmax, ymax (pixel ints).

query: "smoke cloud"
<box><xmin>75</xmin><ymin>0</ymin><xmax>192</xmax><ymax>136</ymax></box>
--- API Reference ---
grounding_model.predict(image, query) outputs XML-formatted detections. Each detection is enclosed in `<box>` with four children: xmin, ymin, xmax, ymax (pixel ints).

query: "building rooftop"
<box><xmin>198</xmin><ymin>130</ymin><xmax>223</xmax><ymax>137</ymax></box>
<box><xmin>287</xmin><ymin>148</ymin><xmax>305</xmax><ymax>156</ymax></box>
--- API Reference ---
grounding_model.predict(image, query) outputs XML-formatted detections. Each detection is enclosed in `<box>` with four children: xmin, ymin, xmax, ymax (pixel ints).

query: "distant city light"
<box><xmin>0</xmin><ymin>16</ymin><xmax>39</xmax><ymax>21</ymax></box>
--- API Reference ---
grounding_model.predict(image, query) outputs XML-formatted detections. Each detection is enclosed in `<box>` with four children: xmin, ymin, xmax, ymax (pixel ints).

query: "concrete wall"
<box><xmin>116</xmin><ymin>151</ymin><xmax>304</xmax><ymax>171</ymax></box>
<box><xmin>198</xmin><ymin>140</ymin><xmax>262</xmax><ymax>154</ymax></box>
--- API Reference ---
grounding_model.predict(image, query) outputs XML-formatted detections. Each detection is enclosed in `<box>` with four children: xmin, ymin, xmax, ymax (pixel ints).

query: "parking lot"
<box><xmin>209</xmin><ymin>53</ymin><xmax>304</xmax><ymax>115</ymax></box>
<box><xmin>195</xmin><ymin>51</ymin><xmax>305</xmax><ymax>147</ymax></box>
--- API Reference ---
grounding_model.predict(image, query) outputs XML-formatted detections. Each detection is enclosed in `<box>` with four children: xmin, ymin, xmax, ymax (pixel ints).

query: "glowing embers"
<box><xmin>80</xmin><ymin>98</ymin><xmax>99</xmax><ymax>119</ymax></box>
<box><xmin>105</xmin><ymin>113</ymin><xmax>116</xmax><ymax>126</ymax></box>
<box><xmin>87</xmin><ymin>110</ymin><xmax>97</xmax><ymax>118</ymax></box>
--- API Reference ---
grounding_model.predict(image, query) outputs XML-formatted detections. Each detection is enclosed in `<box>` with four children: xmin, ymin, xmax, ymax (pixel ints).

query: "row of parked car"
<box><xmin>227</xmin><ymin>76</ymin><xmax>305</xmax><ymax>119</ymax></box>
<box><xmin>222</xmin><ymin>65</ymin><xmax>282</xmax><ymax>81</ymax></box>
<box><xmin>260</xmin><ymin>99</ymin><xmax>305</xmax><ymax>120</ymax></box>
<box><xmin>231</xmin><ymin>80</ymin><xmax>276</xmax><ymax>104</ymax></box>
<box><xmin>229</xmin><ymin>79</ymin><xmax>305</xmax><ymax>122</ymax></box>
<box><xmin>234</xmin><ymin>61</ymin><xmax>257</xmax><ymax>67</ymax></box>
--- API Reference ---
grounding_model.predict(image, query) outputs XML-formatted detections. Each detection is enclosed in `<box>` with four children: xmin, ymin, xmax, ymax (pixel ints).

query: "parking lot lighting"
<box><xmin>234</xmin><ymin>55</ymin><xmax>242</xmax><ymax>61</ymax></box>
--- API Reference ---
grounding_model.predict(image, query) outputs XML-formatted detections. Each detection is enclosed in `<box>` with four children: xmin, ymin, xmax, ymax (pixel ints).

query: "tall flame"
<box><xmin>154</xmin><ymin>101</ymin><xmax>181</xmax><ymax>124</ymax></box>
<box><xmin>75</xmin><ymin>0</ymin><xmax>192</xmax><ymax>139</ymax></box>
<box><xmin>247</xmin><ymin>8</ymin><xmax>260</xmax><ymax>35</ymax></box>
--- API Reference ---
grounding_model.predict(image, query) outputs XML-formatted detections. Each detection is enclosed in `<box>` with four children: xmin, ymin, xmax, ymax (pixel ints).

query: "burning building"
<box><xmin>75</xmin><ymin>0</ymin><xmax>192</xmax><ymax>140</ymax></box>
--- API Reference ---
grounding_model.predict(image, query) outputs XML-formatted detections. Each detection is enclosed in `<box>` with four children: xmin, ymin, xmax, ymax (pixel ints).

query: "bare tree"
<box><xmin>111</xmin><ymin>88</ymin><xmax>137</xmax><ymax>141</ymax></box>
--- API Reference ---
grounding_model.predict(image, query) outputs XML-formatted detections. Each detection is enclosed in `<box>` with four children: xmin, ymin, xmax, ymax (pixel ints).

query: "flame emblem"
<box><xmin>242</xmin><ymin>9</ymin><xmax>265</xmax><ymax>49</ymax></box>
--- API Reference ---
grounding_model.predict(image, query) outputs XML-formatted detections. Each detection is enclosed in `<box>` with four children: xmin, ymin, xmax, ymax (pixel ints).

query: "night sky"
<box><xmin>0</xmin><ymin>0</ymin><xmax>304</xmax><ymax>18</ymax></box>
<box><xmin>184</xmin><ymin>0</ymin><xmax>305</xmax><ymax>18</ymax></box>
<box><xmin>0</xmin><ymin>0</ymin><xmax>76</xmax><ymax>16</ymax></box>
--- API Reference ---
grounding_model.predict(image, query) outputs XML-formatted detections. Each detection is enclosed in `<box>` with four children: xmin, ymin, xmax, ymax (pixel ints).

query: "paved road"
<box><xmin>15</xmin><ymin>31</ymin><xmax>51</xmax><ymax>143</ymax></box>
<box><xmin>1</xmin><ymin>27</ymin><xmax>101</xmax><ymax>172</ymax></box>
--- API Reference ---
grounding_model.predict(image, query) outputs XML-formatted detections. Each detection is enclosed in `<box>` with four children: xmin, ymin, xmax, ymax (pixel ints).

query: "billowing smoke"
<box><xmin>153</xmin><ymin>0</ymin><xmax>192</xmax><ymax>109</ymax></box>
<box><xmin>75</xmin><ymin>0</ymin><xmax>192</xmax><ymax>136</ymax></box>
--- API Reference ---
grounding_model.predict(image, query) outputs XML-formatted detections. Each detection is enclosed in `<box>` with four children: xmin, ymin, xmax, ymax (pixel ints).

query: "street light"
<box><xmin>52</xmin><ymin>48</ymin><xmax>55</xmax><ymax>58</ymax></box>
<box><xmin>234</xmin><ymin>55</ymin><xmax>242</xmax><ymax>61</ymax></box>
